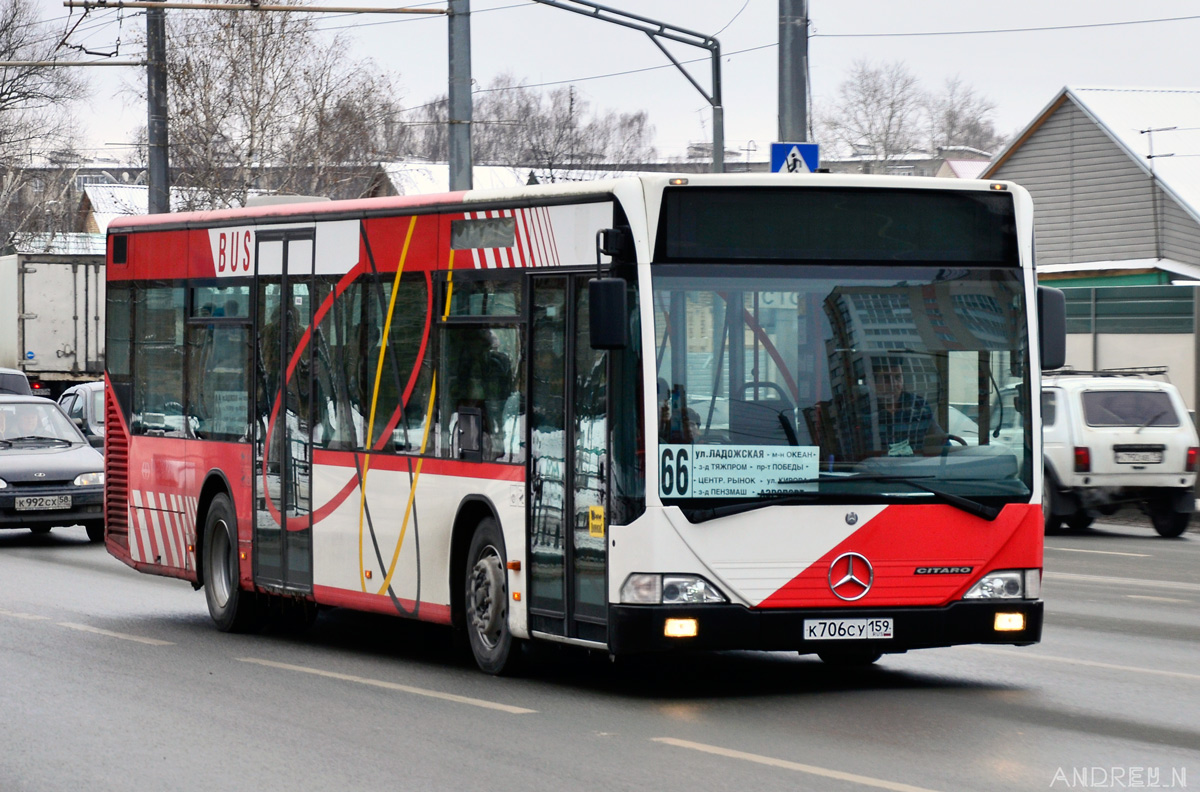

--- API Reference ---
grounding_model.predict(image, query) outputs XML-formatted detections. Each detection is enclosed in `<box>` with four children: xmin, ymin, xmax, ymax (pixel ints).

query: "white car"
<box><xmin>1042</xmin><ymin>370</ymin><xmax>1198</xmax><ymax>537</ymax></box>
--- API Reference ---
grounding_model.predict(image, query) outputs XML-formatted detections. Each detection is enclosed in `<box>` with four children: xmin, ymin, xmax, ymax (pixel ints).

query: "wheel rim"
<box><xmin>468</xmin><ymin>545</ymin><xmax>506</xmax><ymax>650</ymax></box>
<box><xmin>210</xmin><ymin>518</ymin><xmax>235</xmax><ymax>608</ymax></box>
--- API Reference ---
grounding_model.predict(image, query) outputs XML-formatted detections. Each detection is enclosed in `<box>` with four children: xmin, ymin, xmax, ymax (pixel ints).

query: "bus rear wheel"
<box><xmin>464</xmin><ymin>518</ymin><xmax>519</xmax><ymax>675</ymax></box>
<box><xmin>203</xmin><ymin>493</ymin><xmax>257</xmax><ymax>632</ymax></box>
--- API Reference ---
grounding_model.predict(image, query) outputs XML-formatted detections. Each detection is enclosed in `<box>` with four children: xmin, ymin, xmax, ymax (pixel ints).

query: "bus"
<box><xmin>103</xmin><ymin>174</ymin><xmax>1066</xmax><ymax>674</ymax></box>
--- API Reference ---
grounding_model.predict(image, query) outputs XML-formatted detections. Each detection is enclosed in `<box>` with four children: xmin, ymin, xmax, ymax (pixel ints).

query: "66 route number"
<box><xmin>660</xmin><ymin>447</ymin><xmax>690</xmax><ymax>496</ymax></box>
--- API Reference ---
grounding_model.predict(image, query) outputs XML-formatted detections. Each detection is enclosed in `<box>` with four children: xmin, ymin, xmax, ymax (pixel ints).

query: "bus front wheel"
<box><xmin>464</xmin><ymin>518</ymin><xmax>520</xmax><ymax>675</ymax></box>
<box><xmin>203</xmin><ymin>493</ymin><xmax>257</xmax><ymax>632</ymax></box>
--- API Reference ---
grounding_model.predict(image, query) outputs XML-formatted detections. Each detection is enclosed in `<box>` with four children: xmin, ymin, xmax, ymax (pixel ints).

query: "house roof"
<box><xmin>987</xmin><ymin>86</ymin><xmax>1200</xmax><ymax>227</ymax></box>
<box><xmin>381</xmin><ymin>163</ymin><xmax>527</xmax><ymax>195</ymax></box>
<box><xmin>940</xmin><ymin>159</ymin><xmax>989</xmax><ymax>179</ymax></box>
<box><xmin>3</xmin><ymin>232</ymin><xmax>105</xmax><ymax>257</ymax></box>
<box><xmin>82</xmin><ymin>184</ymin><xmax>265</xmax><ymax>233</ymax></box>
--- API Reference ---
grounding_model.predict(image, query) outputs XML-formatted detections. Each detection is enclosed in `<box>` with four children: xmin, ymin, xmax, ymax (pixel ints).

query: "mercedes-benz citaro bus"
<box><xmin>102</xmin><ymin>174</ymin><xmax>1066</xmax><ymax>673</ymax></box>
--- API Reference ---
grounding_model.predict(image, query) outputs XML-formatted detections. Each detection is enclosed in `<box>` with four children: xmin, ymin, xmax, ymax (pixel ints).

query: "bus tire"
<box><xmin>464</xmin><ymin>517</ymin><xmax>519</xmax><ymax>675</ymax></box>
<box><xmin>84</xmin><ymin>520</ymin><xmax>105</xmax><ymax>543</ymax></box>
<box><xmin>203</xmin><ymin>493</ymin><xmax>257</xmax><ymax>633</ymax></box>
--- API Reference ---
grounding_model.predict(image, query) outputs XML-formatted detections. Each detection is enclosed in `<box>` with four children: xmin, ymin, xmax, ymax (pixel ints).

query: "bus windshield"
<box><xmin>652</xmin><ymin>264</ymin><xmax>1032</xmax><ymax>509</ymax></box>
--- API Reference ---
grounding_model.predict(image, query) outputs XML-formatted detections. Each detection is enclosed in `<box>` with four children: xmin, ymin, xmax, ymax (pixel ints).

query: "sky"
<box><xmin>28</xmin><ymin>0</ymin><xmax>1200</xmax><ymax>163</ymax></box>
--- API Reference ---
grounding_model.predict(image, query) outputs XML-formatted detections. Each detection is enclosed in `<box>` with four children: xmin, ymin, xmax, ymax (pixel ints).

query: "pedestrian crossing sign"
<box><xmin>770</xmin><ymin>142</ymin><xmax>820</xmax><ymax>174</ymax></box>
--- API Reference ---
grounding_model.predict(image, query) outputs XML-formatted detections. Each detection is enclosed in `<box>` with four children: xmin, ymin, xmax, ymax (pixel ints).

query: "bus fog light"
<box><xmin>662</xmin><ymin>575</ymin><xmax>727</xmax><ymax>604</ymax></box>
<box><xmin>620</xmin><ymin>574</ymin><xmax>662</xmax><ymax>604</ymax></box>
<box><xmin>664</xmin><ymin>618</ymin><xmax>698</xmax><ymax>638</ymax></box>
<box><xmin>963</xmin><ymin>570</ymin><xmax>1025</xmax><ymax>600</ymax></box>
<box><xmin>994</xmin><ymin>612</ymin><xmax>1025</xmax><ymax>632</ymax></box>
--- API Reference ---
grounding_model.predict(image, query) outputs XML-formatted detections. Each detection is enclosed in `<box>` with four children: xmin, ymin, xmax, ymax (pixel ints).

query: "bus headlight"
<box><xmin>962</xmin><ymin>569</ymin><xmax>1039</xmax><ymax>600</ymax></box>
<box><xmin>620</xmin><ymin>574</ymin><xmax>727</xmax><ymax>604</ymax></box>
<box><xmin>74</xmin><ymin>472</ymin><xmax>105</xmax><ymax>487</ymax></box>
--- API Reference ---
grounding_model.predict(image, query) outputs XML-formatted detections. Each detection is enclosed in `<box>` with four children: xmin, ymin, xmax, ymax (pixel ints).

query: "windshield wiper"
<box><xmin>681</xmin><ymin>493</ymin><xmax>822</xmax><ymax>523</ymax></box>
<box><xmin>1136</xmin><ymin>410</ymin><xmax>1169</xmax><ymax>433</ymax></box>
<box><xmin>806</xmin><ymin>473</ymin><xmax>1001</xmax><ymax>521</ymax></box>
<box><xmin>8</xmin><ymin>435</ymin><xmax>73</xmax><ymax>446</ymax></box>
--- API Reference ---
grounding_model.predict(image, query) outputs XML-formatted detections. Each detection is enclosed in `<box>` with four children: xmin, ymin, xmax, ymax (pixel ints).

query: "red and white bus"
<box><xmin>103</xmin><ymin>174</ymin><xmax>1065</xmax><ymax>673</ymax></box>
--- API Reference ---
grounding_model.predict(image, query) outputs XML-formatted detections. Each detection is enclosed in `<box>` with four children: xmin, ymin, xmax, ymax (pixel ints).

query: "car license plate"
<box><xmin>15</xmin><ymin>495</ymin><xmax>72</xmax><ymax>511</ymax></box>
<box><xmin>804</xmin><ymin>618</ymin><xmax>893</xmax><ymax>641</ymax></box>
<box><xmin>1116</xmin><ymin>451</ymin><xmax>1162</xmax><ymax>464</ymax></box>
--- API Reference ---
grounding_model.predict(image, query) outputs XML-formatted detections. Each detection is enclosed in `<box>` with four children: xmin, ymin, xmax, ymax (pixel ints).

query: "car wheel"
<box><xmin>1042</xmin><ymin>474</ymin><xmax>1061</xmax><ymax>532</ymax></box>
<box><xmin>84</xmin><ymin>520</ymin><xmax>104</xmax><ymax>543</ymax></box>
<box><xmin>1065</xmin><ymin>512</ymin><xmax>1093</xmax><ymax>532</ymax></box>
<box><xmin>203</xmin><ymin>493</ymin><xmax>258</xmax><ymax>632</ymax></box>
<box><xmin>1149</xmin><ymin>503</ymin><xmax>1190</xmax><ymax>538</ymax></box>
<box><xmin>463</xmin><ymin>517</ymin><xmax>520</xmax><ymax>675</ymax></box>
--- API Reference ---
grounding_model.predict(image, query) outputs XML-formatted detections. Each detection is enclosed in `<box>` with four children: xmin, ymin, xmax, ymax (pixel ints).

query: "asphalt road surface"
<box><xmin>1</xmin><ymin>516</ymin><xmax>1197</xmax><ymax>792</ymax></box>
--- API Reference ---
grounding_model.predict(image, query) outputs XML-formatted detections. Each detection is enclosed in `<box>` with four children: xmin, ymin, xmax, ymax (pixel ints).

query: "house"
<box><xmin>985</xmin><ymin>87</ymin><xmax>1200</xmax><ymax>408</ymax></box>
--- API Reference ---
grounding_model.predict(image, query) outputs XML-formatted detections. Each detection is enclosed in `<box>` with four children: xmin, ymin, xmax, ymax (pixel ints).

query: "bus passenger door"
<box><xmin>528</xmin><ymin>274</ymin><xmax>609</xmax><ymax>645</ymax></box>
<box><xmin>254</xmin><ymin>229</ymin><xmax>315</xmax><ymax>594</ymax></box>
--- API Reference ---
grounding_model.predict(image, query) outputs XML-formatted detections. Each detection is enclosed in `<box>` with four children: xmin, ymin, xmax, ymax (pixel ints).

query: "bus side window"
<box><xmin>440</xmin><ymin>325</ymin><xmax>525</xmax><ymax>463</ymax></box>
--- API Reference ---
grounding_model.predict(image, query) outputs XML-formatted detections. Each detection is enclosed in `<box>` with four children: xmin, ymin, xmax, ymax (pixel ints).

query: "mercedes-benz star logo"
<box><xmin>828</xmin><ymin>552</ymin><xmax>874</xmax><ymax>601</ymax></box>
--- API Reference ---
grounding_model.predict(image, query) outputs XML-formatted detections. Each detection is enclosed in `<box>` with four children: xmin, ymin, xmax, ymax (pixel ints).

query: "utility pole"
<box><xmin>778</xmin><ymin>0</ymin><xmax>808</xmax><ymax>143</ymax></box>
<box><xmin>448</xmin><ymin>0</ymin><xmax>472</xmax><ymax>191</ymax></box>
<box><xmin>146</xmin><ymin>0</ymin><xmax>170</xmax><ymax>214</ymax></box>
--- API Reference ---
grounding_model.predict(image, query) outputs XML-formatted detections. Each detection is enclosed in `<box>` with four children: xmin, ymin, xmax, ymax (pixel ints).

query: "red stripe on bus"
<box><xmin>312</xmin><ymin>585</ymin><xmax>453</xmax><ymax>624</ymax></box>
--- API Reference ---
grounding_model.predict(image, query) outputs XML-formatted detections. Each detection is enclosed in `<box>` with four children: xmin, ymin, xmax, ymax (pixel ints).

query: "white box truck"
<box><xmin>0</xmin><ymin>244</ymin><xmax>106</xmax><ymax>398</ymax></box>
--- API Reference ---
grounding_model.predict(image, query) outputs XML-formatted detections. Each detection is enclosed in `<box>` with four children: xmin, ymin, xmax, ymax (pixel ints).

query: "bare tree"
<box><xmin>0</xmin><ymin>0</ymin><xmax>86</xmax><ymax>246</ymax></box>
<box><xmin>822</xmin><ymin>60</ymin><xmax>924</xmax><ymax>166</ymax></box>
<box><xmin>817</xmin><ymin>61</ymin><xmax>1004</xmax><ymax>169</ymax></box>
<box><xmin>150</xmin><ymin>3</ymin><xmax>402</xmax><ymax>208</ymax></box>
<box><xmin>923</xmin><ymin>76</ymin><xmax>1005</xmax><ymax>154</ymax></box>
<box><xmin>409</xmin><ymin>74</ymin><xmax>656</xmax><ymax>179</ymax></box>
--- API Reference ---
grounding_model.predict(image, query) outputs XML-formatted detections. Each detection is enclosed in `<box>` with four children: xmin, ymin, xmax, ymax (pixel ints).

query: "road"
<box><xmin>1</xmin><ymin>517</ymin><xmax>1197</xmax><ymax>792</ymax></box>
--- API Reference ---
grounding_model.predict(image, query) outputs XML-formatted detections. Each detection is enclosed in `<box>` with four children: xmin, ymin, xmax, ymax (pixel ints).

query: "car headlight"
<box><xmin>619</xmin><ymin>573</ymin><xmax>727</xmax><ymax>604</ymax></box>
<box><xmin>74</xmin><ymin>472</ymin><xmax>104</xmax><ymax>487</ymax></box>
<box><xmin>0</xmin><ymin>478</ymin><xmax>7</xmax><ymax>489</ymax></box>
<box><xmin>962</xmin><ymin>569</ymin><xmax>1040</xmax><ymax>600</ymax></box>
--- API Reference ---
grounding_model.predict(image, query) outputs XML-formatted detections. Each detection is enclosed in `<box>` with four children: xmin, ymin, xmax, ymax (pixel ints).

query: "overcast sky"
<box><xmin>32</xmin><ymin>0</ymin><xmax>1200</xmax><ymax>162</ymax></box>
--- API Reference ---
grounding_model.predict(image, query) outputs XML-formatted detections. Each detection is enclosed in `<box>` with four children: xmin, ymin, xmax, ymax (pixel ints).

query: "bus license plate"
<box><xmin>804</xmin><ymin>618</ymin><xmax>893</xmax><ymax>641</ymax></box>
<box><xmin>1116</xmin><ymin>451</ymin><xmax>1162</xmax><ymax>464</ymax></box>
<box><xmin>15</xmin><ymin>495</ymin><xmax>72</xmax><ymax>511</ymax></box>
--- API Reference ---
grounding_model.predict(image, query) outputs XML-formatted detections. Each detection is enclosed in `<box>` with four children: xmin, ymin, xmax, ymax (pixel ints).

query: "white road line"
<box><xmin>1045</xmin><ymin>547</ymin><xmax>1150</xmax><ymax>558</ymax></box>
<box><xmin>652</xmin><ymin>738</ymin><xmax>945</xmax><ymax>792</ymax></box>
<box><xmin>1126</xmin><ymin>594</ymin><xmax>1193</xmax><ymax>604</ymax></box>
<box><xmin>1044</xmin><ymin>572</ymin><xmax>1200</xmax><ymax>594</ymax></box>
<box><xmin>966</xmin><ymin>647</ymin><xmax>1200</xmax><ymax>682</ymax></box>
<box><xmin>0</xmin><ymin>608</ymin><xmax>50</xmax><ymax>620</ymax></box>
<box><xmin>57</xmin><ymin>622</ymin><xmax>175</xmax><ymax>646</ymax></box>
<box><xmin>238</xmin><ymin>657</ymin><xmax>536</xmax><ymax>714</ymax></box>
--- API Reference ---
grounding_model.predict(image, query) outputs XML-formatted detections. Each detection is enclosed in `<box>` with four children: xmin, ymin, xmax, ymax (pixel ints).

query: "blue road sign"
<box><xmin>771</xmin><ymin>142</ymin><xmax>820</xmax><ymax>174</ymax></box>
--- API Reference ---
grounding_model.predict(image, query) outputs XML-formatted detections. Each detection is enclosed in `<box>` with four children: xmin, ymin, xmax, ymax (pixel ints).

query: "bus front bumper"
<box><xmin>608</xmin><ymin>600</ymin><xmax>1043</xmax><ymax>656</ymax></box>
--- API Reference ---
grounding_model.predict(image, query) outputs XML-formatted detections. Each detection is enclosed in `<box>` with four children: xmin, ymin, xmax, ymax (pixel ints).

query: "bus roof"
<box><xmin>106</xmin><ymin>173</ymin><xmax>1022</xmax><ymax>233</ymax></box>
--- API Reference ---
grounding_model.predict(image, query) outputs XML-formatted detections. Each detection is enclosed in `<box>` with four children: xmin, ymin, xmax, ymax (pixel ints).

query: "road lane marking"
<box><xmin>0</xmin><ymin>608</ymin><xmax>50</xmax><ymax>620</ymax></box>
<box><xmin>1044</xmin><ymin>572</ymin><xmax>1200</xmax><ymax>593</ymax></box>
<box><xmin>57</xmin><ymin>622</ymin><xmax>175</xmax><ymax>646</ymax></box>
<box><xmin>1045</xmin><ymin>547</ymin><xmax>1150</xmax><ymax>557</ymax></box>
<box><xmin>238</xmin><ymin>658</ymin><xmax>536</xmax><ymax>714</ymax></box>
<box><xmin>1126</xmin><ymin>594</ymin><xmax>1193</xmax><ymax>604</ymax></box>
<box><xmin>966</xmin><ymin>647</ymin><xmax>1200</xmax><ymax>682</ymax></box>
<box><xmin>652</xmin><ymin>738</ymin><xmax>944</xmax><ymax>792</ymax></box>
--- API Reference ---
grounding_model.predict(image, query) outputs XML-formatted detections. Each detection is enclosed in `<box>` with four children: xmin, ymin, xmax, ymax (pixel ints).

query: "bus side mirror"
<box><xmin>589</xmin><ymin>278</ymin><xmax>628</xmax><ymax>350</ymax></box>
<box><xmin>1038</xmin><ymin>285</ymin><xmax>1066</xmax><ymax>371</ymax></box>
